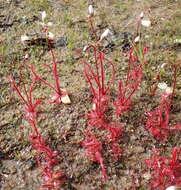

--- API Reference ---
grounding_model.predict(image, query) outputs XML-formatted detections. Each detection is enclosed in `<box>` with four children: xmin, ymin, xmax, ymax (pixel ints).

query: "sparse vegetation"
<box><xmin>0</xmin><ymin>0</ymin><xmax>181</xmax><ymax>190</ymax></box>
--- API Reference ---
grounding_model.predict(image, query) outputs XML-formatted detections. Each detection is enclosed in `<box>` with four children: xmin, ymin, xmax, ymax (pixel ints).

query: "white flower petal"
<box><xmin>47</xmin><ymin>32</ymin><xmax>54</xmax><ymax>39</ymax></box>
<box><xmin>140</xmin><ymin>12</ymin><xmax>144</xmax><ymax>19</ymax></box>
<box><xmin>141</xmin><ymin>19</ymin><xmax>151</xmax><ymax>27</ymax></box>
<box><xmin>47</xmin><ymin>22</ymin><xmax>53</xmax><ymax>26</ymax></box>
<box><xmin>165</xmin><ymin>87</ymin><xmax>173</xmax><ymax>94</ymax></box>
<box><xmin>134</xmin><ymin>36</ymin><xmax>140</xmax><ymax>43</ymax></box>
<box><xmin>165</xmin><ymin>186</ymin><xmax>177</xmax><ymax>190</ymax></box>
<box><xmin>158</xmin><ymin>82</ymin><xmax>168</xmax><ymax>90</ymax></box>
<box><xmin>41</xmin><ymin>11</ymin><xmax>46</xmax><ymax>22</ymax></box>
<box><xmin>100</xmin><ymin>29</ymin><xmax>110</xmax><ymax>41</ymax></box>
<box><xmin>21</xmin><ymin>35</ymin><xmax>29</xmax><ymax>42</ymax></box>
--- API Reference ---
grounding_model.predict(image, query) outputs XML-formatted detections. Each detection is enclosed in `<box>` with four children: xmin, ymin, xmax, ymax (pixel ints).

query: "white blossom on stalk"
<box><xmin>158</xmin><ymin>82</ymin><xmax>173</xmax><ymax>94</ymax></box>
<box><xmin>41</xmin><ymin>11</ymin><xmax>46</xmax><ymax>22</ymax></box>
<box><xmin>140</xmin><ymin>12</ymin><xmax>144</xmax><ymax>19</ymax></box>
<box><xmin>141</xmin><ymin>19</ymin><xmax>151</xmax><ymax>27</ymax></box>
<box><xmin>47</xmin><ymin>22</ymin><xmax>53</xmax><ymax>26</ymax></box>
<box><xmin>100</xmin><ymin>29</ymin><xmax>110</xmax><ymax>41</ymax></box>
<box><xmin>158</xmin><ymin>82</ymin><xmax>168</xmax><ymax>90</ymax></box>
<box><xmin>47</xmin><ymin>32</ymin><xmax>54</xmax><ymax>39</ymax></box>
<box><xmin>24</xmin><ymin>54</ymin><xmax>29</xmax><ymax>59</ymax></box>
<box><xmin>134</xmin><ymin>35</ymin><xmax>140</xmax><ymax>43</ymax></box>
<box><xmin>21</xmin><ymin>35</ymin><xmax>29</xmax><ymax>43</ymax></box>
<box><xmin>88</xmin><ymin>5</ymin><xmax>94</xmax><ymax>17</ymax></box>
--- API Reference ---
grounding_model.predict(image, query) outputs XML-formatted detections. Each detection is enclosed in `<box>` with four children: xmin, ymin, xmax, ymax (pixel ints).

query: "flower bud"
<box><xmin>134</xmin><ymin>36</ymin><xmax>140</xmax><ymax>43</ymax></box>
<box><xmin>41</xmin><ymin>11</ymin><xmax>46</xmax><ymax>22</ymax></box>
<box><xmin>100</xmin><ymin>29</ymin><xmax>110</xmax><ymax>41</ymax></box>
<box><xmin>88</xmin><ymin>5</ymin><xmax>94</xmax><ymax>17</ymax></box>
<box><xmin>47</xmin><ymin>32</ymin><xmax>54</xmax><ymax>39</ymax></box>
<box><xmin>140</xmin><ymin>12</ymin><xmax>144</xmax><ymax>19</ymax></box>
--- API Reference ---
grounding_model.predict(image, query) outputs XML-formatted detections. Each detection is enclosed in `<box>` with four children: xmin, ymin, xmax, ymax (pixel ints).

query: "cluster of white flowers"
<box><xmin>21</xmin><ymin>11</ymin><xmax>54</xmax><ymax>43</ymax></box>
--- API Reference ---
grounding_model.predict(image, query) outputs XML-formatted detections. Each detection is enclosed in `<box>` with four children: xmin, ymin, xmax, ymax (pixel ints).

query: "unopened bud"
<box><xmin>88</xmin><ymin>5</ymin><xmax>94</xmax><ymax>17</ymax></box>
<box><xmin>47</xmin><ymin>32</ymin><xmax>54</xmax><ymax>39</ymax></box>
<box><xmin>134</xmin><ymin>36</ymin><xmax>140</xmax><ymax>43</ymax></box>
<box><xmin>100</xmin><ymin>29</ymin><xmax>110</xmax><ymax>41</ymax></box>
<box><xmin>41</xmin><ymin>11</ymin><xmax>46</xmax><ymax>22</ymax></box>
<box><xmin>24</xmin><ymin>54</ymin><xmax>29</xmax><ymax>59</ymax></box>
<box><xmin>140</xmin><ymin>12</ymin><xmax>144</xmax><ymax>19</ymax></box>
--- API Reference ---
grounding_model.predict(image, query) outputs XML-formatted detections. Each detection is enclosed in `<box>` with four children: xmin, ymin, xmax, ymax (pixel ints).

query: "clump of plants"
<box><xmin>145</xmin><ymin>148</ymin><xmax>181</xmax><ymax>190</ymax></box>
<box><xmin>7</xmin><ymin>3</ymin><xmax>181</xmax><ymax>190</ymax></box>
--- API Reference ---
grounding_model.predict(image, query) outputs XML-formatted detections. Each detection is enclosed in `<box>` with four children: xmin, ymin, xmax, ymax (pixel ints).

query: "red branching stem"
<box><xmin>9</xmin><ymin>75</ymin><xmax>29</xmax><ymax>107</ymax></box>
<box><xmin>9</xmin><ymin>70</ymin><xmax>42</xmax><ymax>124</ymax></box>
<box><xmin>145</xmin><ymin>148</ymin><xmax>181</xmax><ymax>189</ymax></box>
<box><xmin>82</xmin><ymin>132</ymin><xmax>108</xmax><ymax>180</ymax></box>
<box><xmin>30</xmin><ymin>121</ymin><xmax>64</xmax><ymax>189</ymax></box>
<box><xmin>48</xmin><ymin>39</ymin><xmax>62</xmax><ymax>96</ymax></box>
<box><xmin>81</xmin><ymin>45</ymin><xmax>123</xmax><ymax>179</ymax></box>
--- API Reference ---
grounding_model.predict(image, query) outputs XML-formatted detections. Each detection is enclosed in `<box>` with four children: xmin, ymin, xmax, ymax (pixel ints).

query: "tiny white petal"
<box><xmin>21</xmin><ymin>35</ymin><xmax>29</xmax><ymax>42</ymax></box>
<box><xmin>88</xmin><ymin>5</ymin><xmax>94</xmax><ymax>16</ymax></box>
<box><xmin>47</xmin><ymin>32</ymin><xmax>54</xmax><ymax>39</ymax></box>
<box><xmin>83</xmin><ymin>45</ymin><xmax>88</xmax><ymax>52</ymax></box>
<box><xmin>165</xmin><ymin>186</ymin><xmax>177</xmax><ymax>190</ymax></box>
<box><xmin>140</xmin><ymin>12</ymin><xmax>144</xmax><ymax>19</ymax></box>
<box><xmin>141</xmin><ymin>19</ymin><xmax>151</xmax><ymax>27</ymax></box>
<box><xmin>100</xmin><ymin>29</ymin><xmax>110</xmax><ymax>41</ymax></box>
<box><xmin>41</xmin><ymin>11</ymin><xmax>46</xmax><ymax>22</ymax></box>
<box><xmin>158</xmin><ymin>82</ymin><xmax>168</xmax><ymax>90</ymax></box>
<box><xmin>134</xmin><ymin>36</ymin><xmax>140</xmax><ymax>43</ymax></box>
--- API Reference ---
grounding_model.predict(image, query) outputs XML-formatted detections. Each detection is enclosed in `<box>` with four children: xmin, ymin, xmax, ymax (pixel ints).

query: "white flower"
<box><xmin>165</xmin><ymin>86</ymin><xmax>173</xmax><ymax>94</ymax></box>
<box><xmin>47</xmin><ymin>22</ymin><xmax>53</xmax><ymax>27</ymax></box>
<box><xmin>165</xmin><ymin>186</ymin><xmax>177</xmax><ymax>190</ymax></box>
<box><xmin>141</xmin><ymin>19</ymin><xmax>151</xmax><ymax>27</ymax></box>
<box><xmin>158</xmin><ymin>82</ymin><xmax>168</xmax><ymax>90</ymax></box>
<box><xmin>100</xmin><ymin>29</ymin><xmax>110</xmax><ymax>41</ymax></box>
<box><xmin>88</xmin><ymin>5</ymin><xmax>94</xmax><ymax>17</ymax></box>
<box><xmin>134</xmin><ymin>36</ymin><xmax>140</xmax><ymax>43</ymax></box>
<box><xmin>83</xmin><ymin>45</ymin><xmax>88</xmax><ymax>52</ymax></box>
<box><xmin>158</xmin><ymin>82</ymin><xmax>173</xmax><ymax>94</ymax></box>
<box><xmin>47</xmin><ymin>32</ymin><xmax>54</xmax><ymax>39</ymax></box>
<box><xmin>24</xmin><ymin>54</ymin><xmax>29</xmax><ymax>59</ymax></box>
<box><xmin>21</xmin><ymin>35</ymin><xmax>29</xmax><ymax>42</ymax></box>
<box><xmin>140</xmin><ymin>12</ymin><xmax>144</xmax><ymax>19</ymax></box>
<box><xmin>41</xmin><ymin>11</ymin><xmax>46</xmax><ymax>22</ymax></box>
